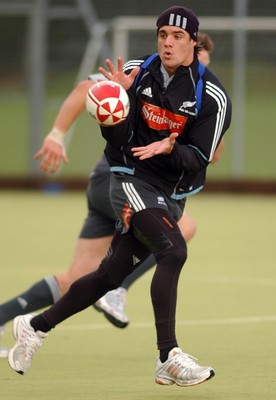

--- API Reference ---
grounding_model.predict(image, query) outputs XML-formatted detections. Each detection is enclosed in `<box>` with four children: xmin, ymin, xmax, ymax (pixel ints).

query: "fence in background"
<box><xmin>0</xmin><ymin>0</ymin><xmax>276</xmax><ymax>185</ymax></box>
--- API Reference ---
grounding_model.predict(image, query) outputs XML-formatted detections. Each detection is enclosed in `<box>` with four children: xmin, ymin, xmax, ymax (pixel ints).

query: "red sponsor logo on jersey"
<box><xmin>140</xmin><ymin>100</ymin><xmax>187</xmax><ymax>134</ymax></box>
<box><xmin>122</xmin><ymin>203</ymin><xmax>133</xmax><ymax>230</ymax></box>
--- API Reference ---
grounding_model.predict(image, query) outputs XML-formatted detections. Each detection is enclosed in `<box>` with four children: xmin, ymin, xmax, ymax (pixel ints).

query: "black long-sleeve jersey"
<box><xmin>101</xmin><ymin>55</ymin><xmax>232</xmax><ymax>199</ymax></box>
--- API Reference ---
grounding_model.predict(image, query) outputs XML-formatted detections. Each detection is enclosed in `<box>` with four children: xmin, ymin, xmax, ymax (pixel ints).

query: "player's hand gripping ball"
<box><xmin>86</xmin><ymin>81</ymin><xmax>130</xmax><ymax>126</ymax></box>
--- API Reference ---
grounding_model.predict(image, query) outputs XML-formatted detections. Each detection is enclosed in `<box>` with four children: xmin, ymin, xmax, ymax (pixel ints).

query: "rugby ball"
<box><xmin>86</xmin><ymin>81</ymin><xmax>130</xmax><ymax>126</ymax></box>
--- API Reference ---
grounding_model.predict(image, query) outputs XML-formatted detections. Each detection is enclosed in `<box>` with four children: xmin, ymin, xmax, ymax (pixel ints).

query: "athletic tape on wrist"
<box><xmin>47</xmin><ymin>128</ymin><xmax>67</xmax><ymax>157</ymax></box>
<box><xmin>47</xmin><ymin>128</ymin><xmax>65</xmax><ymax>147</ymax></box>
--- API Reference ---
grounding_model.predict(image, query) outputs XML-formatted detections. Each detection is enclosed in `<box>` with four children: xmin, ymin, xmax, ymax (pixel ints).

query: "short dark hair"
<box><xmin>197</xmin><ymin>32</ymin><xmax>214</xmax><ymax>54</ymax></box>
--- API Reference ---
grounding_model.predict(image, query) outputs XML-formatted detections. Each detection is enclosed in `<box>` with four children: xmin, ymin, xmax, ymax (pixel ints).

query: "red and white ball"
<box><xmin>86</xmin><ymin>81</ymin><xmax>130</xmax><ymax>126</ymax></box>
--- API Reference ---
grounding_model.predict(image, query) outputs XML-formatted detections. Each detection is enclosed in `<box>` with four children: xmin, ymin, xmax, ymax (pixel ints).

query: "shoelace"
<box><xmin>173</xmin><ymin>352</ymin><xmax>199</xmax><ymax>370</ymax></box>
<box><xmin>24</xmin><ymin>332</ymin><xmax>42</xmax><ymax>361</ymax></box>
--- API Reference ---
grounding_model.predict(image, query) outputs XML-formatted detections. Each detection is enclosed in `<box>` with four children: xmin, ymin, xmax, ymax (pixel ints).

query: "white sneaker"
<box><xmin>0</xmin><ymin>325</ymin><xmax>9</xmax><ymax>358</ymax></box>
<box><xmin>93</xmin><ymin>287</ymin><xmax>129</xmax><ymax>328</ymax></box>
<box><xmin>8</xmin><ymin>314</ymin><xmax>47</xmax><ymax>375</ymax></box>
<box><xmin>155</xmin><ymin>347</ymin><xmax>215</xmax><ymax>387</ymax></box>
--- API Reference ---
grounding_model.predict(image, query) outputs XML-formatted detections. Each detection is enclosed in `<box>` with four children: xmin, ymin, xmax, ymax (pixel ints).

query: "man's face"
<box><xmin>157</xmin><ymin>26</ymin><xmax>196</xmax><ymax>75</ymax></box>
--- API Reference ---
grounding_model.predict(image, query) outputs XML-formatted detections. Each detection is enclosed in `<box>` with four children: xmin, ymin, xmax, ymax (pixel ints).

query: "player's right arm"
<box><xmin>35</xmin><ymin>79</ymin><xmax>93</xmax><ymax>174</ymax></box>
<box><xmin>98</xmin><ymin>57</ymin><xmax>140</xmax><ymax>91</ymax></box>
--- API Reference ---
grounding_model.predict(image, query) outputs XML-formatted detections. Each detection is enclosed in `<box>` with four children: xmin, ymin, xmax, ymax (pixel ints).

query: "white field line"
<box><xmin>58</xmin><ymin>314</ymin><xmax>276</xmax><ymax>332</ymax></box>
<box><xmin>190</xmin><ymin>275</ymin><xmax>276</xmax><ymax>287</ymax></box>
<box><xmin>141</xmin><ymin>273</ymin><xmax>276</xmax><ymax>287</ymax></box>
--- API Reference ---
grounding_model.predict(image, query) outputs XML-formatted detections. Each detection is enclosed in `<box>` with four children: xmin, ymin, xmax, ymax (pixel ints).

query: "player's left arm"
<box><xmin>131</xmin><ymin>102</ymin><xmax>229</xmax><ymax>169</ymax></box>
<box><xmin>131</xmin><ymin>133</ymin><xmax>179</xmax><ymax>159</ymax></box>
<box><xmin>169</xmin><ymin>80</ymin><xmax>231</xmax><ymax>172</ymax></box>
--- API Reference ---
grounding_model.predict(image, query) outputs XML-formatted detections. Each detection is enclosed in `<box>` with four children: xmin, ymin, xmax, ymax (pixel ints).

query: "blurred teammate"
<box><xmin>8</xmin><ymin>6</ymin><xmax>231</xmax><ymax>387</ymax></box>
<box><xmin>0</xmin><ymin>32</ymin><xmax>220</xmax><ymax>358</ymax></box>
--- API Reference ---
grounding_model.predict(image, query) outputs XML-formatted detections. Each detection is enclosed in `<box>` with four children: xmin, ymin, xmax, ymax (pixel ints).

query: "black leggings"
<box><xmin>42</xmin><ymin>208</ymin><xmax>187</xmax><ymax>349</ymax></box>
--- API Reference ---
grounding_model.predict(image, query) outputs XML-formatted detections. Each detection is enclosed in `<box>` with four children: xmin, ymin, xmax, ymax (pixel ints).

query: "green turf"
<box><xmin>1</xmin><ymin>191</ymin><xmax>276</xmax><ymax>399</ymax></box>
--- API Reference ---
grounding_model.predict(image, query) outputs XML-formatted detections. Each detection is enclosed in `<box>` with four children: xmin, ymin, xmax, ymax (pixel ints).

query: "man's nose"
<box><xmin>164</xmin><ymin>37</ymin><xmax>173</xmax><ymax>46</ymax></box>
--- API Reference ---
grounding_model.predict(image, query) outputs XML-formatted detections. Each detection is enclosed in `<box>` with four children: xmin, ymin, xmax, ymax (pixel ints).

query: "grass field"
<box><xmin>1</xmin><ymin>191</ymin><xmax>276</xmax><ymax>399</ymax></box>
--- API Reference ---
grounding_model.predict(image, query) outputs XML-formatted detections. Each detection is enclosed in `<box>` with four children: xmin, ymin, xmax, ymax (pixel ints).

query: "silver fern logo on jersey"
<box><xmin>179</xmin><ymin>100</ymin><xmax>196</xmax><ymax>115</ymax></box>
<box><xmin>157</xmin><ymin>196</ymin><xmax>166</xmax><ymax>206</ymax></box>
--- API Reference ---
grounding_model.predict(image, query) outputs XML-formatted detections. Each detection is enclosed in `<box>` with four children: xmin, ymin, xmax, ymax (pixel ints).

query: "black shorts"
<box><xmin>79</xmin><ymin>172</ymin><xmax>116</xmax><ymax>239</ymax></box>
<box><xmin>110</xmin><ymin>173</ymin><xmax>185</xmax><ymax>233</ymax></box>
